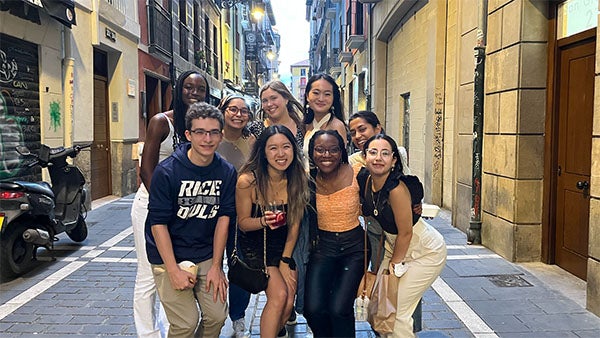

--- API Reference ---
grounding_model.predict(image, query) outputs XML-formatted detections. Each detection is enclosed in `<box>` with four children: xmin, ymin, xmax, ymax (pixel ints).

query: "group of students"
<box><xmin>130</xmin><ymin>70</ymin><xmax>447</xmax><ymax>338</ymax></box>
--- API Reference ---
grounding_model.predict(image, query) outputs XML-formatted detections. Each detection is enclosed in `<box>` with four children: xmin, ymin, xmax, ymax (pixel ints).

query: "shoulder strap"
<box><xmin>312</xmin><ymin>113</ymin><xmax>332</xmax><ymax>130</ymax></box>
<box><xmin>363</xmin><ymin>175</ymin><xmax>384</xmax><ymax>272</ymax></box>
<box><xmin>252</xmin><ymin>170</ymin><xmax>268</xmax><ymax>270</ymax></box>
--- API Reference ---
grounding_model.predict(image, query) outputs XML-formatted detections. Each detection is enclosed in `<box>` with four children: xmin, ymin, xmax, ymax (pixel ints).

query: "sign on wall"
<box><xmin>0</xmin><ymin>33</ymin><xmax>41</xmax><ymax>180</ymax></box>
<box><xmin>558</xmin><ymin>0</ymin><xmax>599</xmax><ymax>38</ymax></box>
<box><xmin>245</xmin><ymin>31</ymin><xmax>257</xmax><ymax>60</ymax></box>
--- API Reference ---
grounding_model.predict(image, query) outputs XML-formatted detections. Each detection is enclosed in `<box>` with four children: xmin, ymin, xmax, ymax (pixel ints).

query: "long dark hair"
<box><xmin>218</xmin><ymin>94</ymin><xmax>253</xmax><ymax>138</ymax></box>
<box><xmin>303</xmin><ymin>73</ymin><xmax>344</xmax><ymax>125</ymax></box>
<box><xmin>307</xmin><ymin>129</ymin><xmax>349</xmax><ymax>179</ymax></box>
<box><xmin>362</xmin><ymin>134</ymin><xmax>404</xmax><ymax>175</ymax></box>
<box><xmin>172</xmin><ymin>71</ymin><xmax>209</xmax><ymax>143</ymax></box>
<box><xmin>239</xmin><ymin>125</ymin><xmax>309</xmax><ymax>226</ymax></box>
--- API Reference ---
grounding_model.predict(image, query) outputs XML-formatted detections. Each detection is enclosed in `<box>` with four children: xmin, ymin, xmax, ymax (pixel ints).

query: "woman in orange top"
<box><xmin>303</xmin><ymin>130</ymin><xmax>367</xmax><ymax>337</ymax></box>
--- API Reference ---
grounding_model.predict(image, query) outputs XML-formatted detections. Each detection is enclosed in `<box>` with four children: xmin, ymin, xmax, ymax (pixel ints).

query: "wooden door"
<box><xmin>91</xmin><ymin>77</ymin><xmax>111</xmax><ymax>200</ymax></box>
<box><xmin>554</xmin><ymin>34</ymin><xmax>595</xmax><ymax>280</ymax></box>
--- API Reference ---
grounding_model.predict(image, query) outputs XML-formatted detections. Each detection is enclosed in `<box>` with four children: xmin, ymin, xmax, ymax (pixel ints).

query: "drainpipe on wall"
<box><xmin>468</xmin><ymin>0</ymin><xmax>488</xmax><ymax>245</ymax></box>
<box><xmin>365</xmin><ymin>4</ymin><xmax>373</xmax><ymax>112</ymax></box>
<box><xmin>61</xmin><ymin>25</ymin><xmax>74</xmax><ymax>148</ymax></box>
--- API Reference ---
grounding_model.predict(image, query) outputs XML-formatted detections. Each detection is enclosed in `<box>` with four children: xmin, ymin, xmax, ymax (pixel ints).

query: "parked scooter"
<box><xmin>0</xmin><ymin>143</ymin><xmax>91</xmax><ymax>278</ymax></box>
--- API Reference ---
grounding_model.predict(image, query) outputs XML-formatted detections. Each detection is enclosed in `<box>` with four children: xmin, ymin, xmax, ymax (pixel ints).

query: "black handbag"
<box><xmin>227</xmin><ymin>207</ymin><xmax>269</xmax><ymax>294</ymax></box>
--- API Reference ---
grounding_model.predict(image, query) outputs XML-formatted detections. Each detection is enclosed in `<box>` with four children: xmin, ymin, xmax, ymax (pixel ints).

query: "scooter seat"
<box><xmin>12</xmin><ymin>181</ymin><xmax>55</xmax><ymax>198</ymax></box>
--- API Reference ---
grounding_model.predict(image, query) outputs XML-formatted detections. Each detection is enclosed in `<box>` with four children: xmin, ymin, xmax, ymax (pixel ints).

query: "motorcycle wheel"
<box><xmin>66</xmin><ymin>215</ymin><xmax>88</xmax><ymax>242</ymax></box>
<box><xmin>0</xmin><ymin>222</ymin><xmax>37</xmax><ymax>278</ymax></box>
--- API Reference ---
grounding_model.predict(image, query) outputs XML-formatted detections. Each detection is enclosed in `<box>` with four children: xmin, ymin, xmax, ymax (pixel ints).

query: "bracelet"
<box><xmin>280</xmin><ymin>256</ymin><xmax>296</xmax><ymax>270</ymax></box>
<box><xmin>259</xmin><ymin>216</ymin><xmax>266</xmax><ymax>228</ymax></box>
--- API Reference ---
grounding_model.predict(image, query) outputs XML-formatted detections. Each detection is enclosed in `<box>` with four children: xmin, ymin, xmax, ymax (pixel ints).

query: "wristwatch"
<box><xmin>280</xmin><ymin>256</ymin><xmax>296</xmax><ymax>270</ymax></box>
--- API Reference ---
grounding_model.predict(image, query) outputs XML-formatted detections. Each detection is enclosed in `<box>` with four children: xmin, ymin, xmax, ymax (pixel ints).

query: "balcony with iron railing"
<box><xmin>193</xmin><ymin>35</ymin><xmax>207</xmax><ymax>70</ymax></box>
<box><xmin>328</xmin><ymin>52</ymin><xmax>341</xmax><ymax>77</ymax></box>
<box><xmin>100</xmin><ymin>0</ymin><xmax>140</xmax><ymax>38</ymax></box>
<box><xmin>105</xmin><ymin>0</ymin><xmax>126</xmax><ymax>14</ymax></box>
<box><xmin>148</xmin><ymin>2</ymin><xmax>172</xmax><ymax>60</ymax></box>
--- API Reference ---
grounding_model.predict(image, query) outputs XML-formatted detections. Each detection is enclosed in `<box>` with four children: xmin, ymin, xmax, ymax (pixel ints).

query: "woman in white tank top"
<box><xmin>130</xmin><ymin>71</ymin><xmax>209</xmax><ymax>338</ymax></box>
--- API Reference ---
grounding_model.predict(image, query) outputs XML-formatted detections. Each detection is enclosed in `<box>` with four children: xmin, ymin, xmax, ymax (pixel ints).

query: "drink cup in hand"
<box><xmin>268</xmin><ymin>200</ymin><xmax>287</xmax><ymax>228</ymax></box>
<box><xmin>178</xmin><ymin>261</ymin><xmax>198</xmax><ymax>283</ymax></box>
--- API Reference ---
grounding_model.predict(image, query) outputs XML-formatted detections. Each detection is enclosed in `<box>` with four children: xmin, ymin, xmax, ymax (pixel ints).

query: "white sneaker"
<box><xmin>232</xmin><ymin>318</ymin><xmax>250</xmax><ymax>338</ymax></box>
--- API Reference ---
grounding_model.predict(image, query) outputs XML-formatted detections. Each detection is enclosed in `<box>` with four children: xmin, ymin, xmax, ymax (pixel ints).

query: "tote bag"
<box><xmin>367</xmin><ymin>269</ymin><xmax>399</xmax><ymax>334</ymax></box>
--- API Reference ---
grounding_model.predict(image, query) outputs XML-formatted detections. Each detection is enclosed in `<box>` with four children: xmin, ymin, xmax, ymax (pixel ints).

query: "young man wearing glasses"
<box><xmin>145</xmin><ymin>102</ymin><xmax>237</xmax><ymax>337</ymax></box>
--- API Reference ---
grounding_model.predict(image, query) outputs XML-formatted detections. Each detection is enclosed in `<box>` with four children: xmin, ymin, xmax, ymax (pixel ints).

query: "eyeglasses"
<box><xmin>365</xmin><ymin>148</ymin><xmax>393</xmax><ymax>159</ymax></box>
<box><xmin>226</xmin><ymin>106</ymin><xmax>250</xmax><ymax>116</ymax></box>
<box><xmin>189</xmin><ymin>129</ymin><xmax>222</xmax><ymax>137</ymax></box>
<box><xmin>314</xmin><ymin>146</ymin><xmax>341</xmax><ymax>155</ymax></box>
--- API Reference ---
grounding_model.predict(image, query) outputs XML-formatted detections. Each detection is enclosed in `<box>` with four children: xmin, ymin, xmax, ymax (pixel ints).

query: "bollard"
<box><xmin>412</xmin><ymin>298</ymin><xmax>422</xmax><ymax>332</ymax></box>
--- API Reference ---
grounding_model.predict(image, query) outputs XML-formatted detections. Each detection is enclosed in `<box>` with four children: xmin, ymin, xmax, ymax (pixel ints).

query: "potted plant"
<box><xmin>194</xmin><ymin>50</ymin><xmax>206</xmax><ymax>69</ymax></box>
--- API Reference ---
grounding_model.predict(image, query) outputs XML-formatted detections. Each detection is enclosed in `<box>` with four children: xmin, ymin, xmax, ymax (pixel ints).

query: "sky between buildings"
<box><xmin>271</xmin><ymin>0</ymin><xmax>310</xmax><ymax>87</ymax></box>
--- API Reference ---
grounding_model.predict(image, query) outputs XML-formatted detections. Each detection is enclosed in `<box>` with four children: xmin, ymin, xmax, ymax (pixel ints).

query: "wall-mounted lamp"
<box><xmin>251</xmin><ymin>3</ymin><xmax>265</xmax><ymax>22</ymax></box>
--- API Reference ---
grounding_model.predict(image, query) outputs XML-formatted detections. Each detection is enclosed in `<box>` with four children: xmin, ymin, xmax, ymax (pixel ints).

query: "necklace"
<box><xmin>369</xmin><ymin>176</ymin><xmax>382</xmax><ymax>217</ymax></box>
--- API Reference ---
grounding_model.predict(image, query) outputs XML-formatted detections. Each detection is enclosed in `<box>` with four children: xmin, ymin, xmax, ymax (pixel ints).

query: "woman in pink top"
<box><xmin>303</xmin><ymin>130</ymin><xmax>367</xmax><ymax>337</ymax></box>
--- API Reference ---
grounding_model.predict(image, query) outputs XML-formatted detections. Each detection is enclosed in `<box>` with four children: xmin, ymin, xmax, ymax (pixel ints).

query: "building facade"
<box><xmin>289</xmin><ymin>59</ymin><xmax>309</xmax><ymax>101</ymax></box>
<box><xmin>309</xmin><ymin>0</ymin><xmax>600</xmax><ymax>317</ymax></box>
<box><xmin>1</xmin><ymin>0</ymin><xmax>141</xmax><ymax>201</ymax></box>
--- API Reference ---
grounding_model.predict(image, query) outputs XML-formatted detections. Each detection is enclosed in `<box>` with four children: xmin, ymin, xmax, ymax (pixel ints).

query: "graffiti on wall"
<box><xmin>50</xmin><ymin>101</ymin><xmax>61</xmax><ymax>131</ymax></box>
<box><xmin>0</xmin><ymin>33</ymin><xmax>41</xmax><ymax>181</ymax></box>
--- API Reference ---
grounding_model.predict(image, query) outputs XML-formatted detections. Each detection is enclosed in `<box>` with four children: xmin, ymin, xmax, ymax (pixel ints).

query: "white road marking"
<box><xmin>0</xmin><ymin>201</ymin><xmax>499</xmax><ymax>338</ymax></box>
<box><xmin>446</xmin><ymin>245</ymin><xmax>486</xmax><ymax>250</ymax></box>
<box><xmin>0</xmin><ymin>199</ymin><xmax>136</xmax><ymax>322</ymax></box>
<box><xmin>107</xmin><ymin>246</ymin><xmax>136</xmax><ymax>251</ymax></box>
<box><xmin>0</xmin><ymin>261</ymin><xmax>87</xmax><ymax>320</ymax></box>
<box><xmin>92</xmin><ymin>257</ymin><xmax>137</xmax><ymax>264</ymax></box>
<box><xmin>98</xmin><ymin>227</ymin><xmax>133</xmax><ymax>248</ymax></box>
<box><xmin>51</xmin><ymin>245</ymin><xmax>96</xmax><ymax>251</ymax></box>
<box><xmin>432</xmin><ymin>277</ymin><xmax>498</xmax><ymax>337</ymax></box>
<box><xmin>447</xmin><ymin>254</ymin><xmax>500</xmax><ymax>260</ymax></box>
<box><xmin>81</xmin><ymin>249</ymin><xmax>104</xmax><ymax>258</ymax></box>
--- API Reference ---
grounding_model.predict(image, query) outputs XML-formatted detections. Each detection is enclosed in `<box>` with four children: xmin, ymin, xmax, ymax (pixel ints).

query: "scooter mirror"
<box><xmin>38</xmin><ymin>145</ymin><xmax>50</xmax><ymax>162</ymax></box>
<box><xmin>15</xmin><ymin>146</ymin><xmax>31</xmax><ymax>156</ymax></box>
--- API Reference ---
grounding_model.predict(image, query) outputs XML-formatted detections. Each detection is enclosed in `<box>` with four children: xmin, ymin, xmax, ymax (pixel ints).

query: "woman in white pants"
<box><xmin>131</xmin><ymin>70</ymin><xmax>208</xmax><ymax>338</ymax></box>
<box><xmin>358</xmin><ymin>134</ymin><xmax>447</xmax><ymax>338</ymax></box>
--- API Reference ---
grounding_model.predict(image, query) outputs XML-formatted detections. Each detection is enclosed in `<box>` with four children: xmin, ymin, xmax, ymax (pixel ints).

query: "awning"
<box><xmin>0</xmin><ymin>0</ymin><xmax>76</xmax><ymax>28</ymax></box>
<box><xmin>41</xmin><ymin>0</ymin><xmax>76</xmax><ymax>28</ymax></box>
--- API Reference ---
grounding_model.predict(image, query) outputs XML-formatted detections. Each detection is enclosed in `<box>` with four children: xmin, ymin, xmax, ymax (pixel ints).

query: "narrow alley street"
<box><xmin>1</xmin><ymin>195</ymin><xmax>599</xmax><ymax>337</ymax></box>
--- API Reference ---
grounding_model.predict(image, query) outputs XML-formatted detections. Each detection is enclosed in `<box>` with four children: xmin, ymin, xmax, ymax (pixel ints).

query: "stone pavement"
<box><xmin>1</xmin><ymin>195</ymin><xmax>600</xmax><ymax>337</ymax></box>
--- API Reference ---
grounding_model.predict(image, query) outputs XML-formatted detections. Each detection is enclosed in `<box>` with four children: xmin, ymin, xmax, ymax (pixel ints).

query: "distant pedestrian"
<box><xmin>236</xmin><ymin>125</ymin><xmax>309</xmax><ymax>338</ymax></box>
<box><xmin>130</xmin><ymin>70</ymin><xmax>208</xmax><ymax>338</ymax></box>
<box><xmin>216</xmin><ymin>95</ymin><xmax>255</xmax><ymax>338</ymax></box>
<box><xmin>304</xmin><ymin>130</ymin><xmax>366</xmax><ymax>337</ymax></box>
<box><xmin>358</xmin><ymin>134</ymin><xmax>447</xmax><ymax>338</ymax></box>
<box><xmin>145</xmin><ymin>102</ymin><xmax>236</xmax><ymax>337</ymax></box>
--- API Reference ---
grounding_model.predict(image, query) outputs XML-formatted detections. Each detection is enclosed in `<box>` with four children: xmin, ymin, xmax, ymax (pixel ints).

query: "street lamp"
<box><xmin>251</xmin><ymin>7</ymin><xmax>264</xmax><ymax>21</ymax></box>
